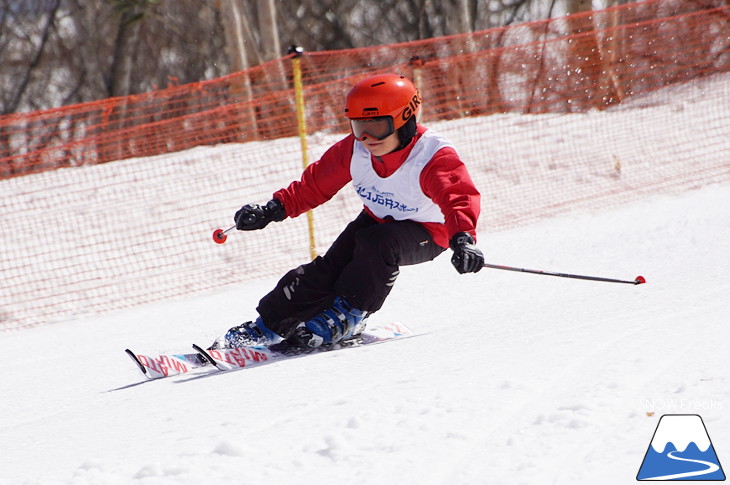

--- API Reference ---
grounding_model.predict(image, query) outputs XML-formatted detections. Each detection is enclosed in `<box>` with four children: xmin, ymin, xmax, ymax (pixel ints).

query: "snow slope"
<box><xmin>3</xmin><ymin>72</ymin><xmax>729</xmax><ymax>332</ymax></box>
<box><xmin>1</xmin><ymin>179</ymin><xmax>728</xmax><ymax>485</ymax></box>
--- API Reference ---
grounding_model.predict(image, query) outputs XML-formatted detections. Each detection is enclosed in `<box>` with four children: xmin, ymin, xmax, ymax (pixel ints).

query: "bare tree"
<box><xmin>563</xmin><ymin>0</ymin><xmax>619</xmax><ymax>109</ymax></box>
<box><xmin>0</xmin><ymin>0</ymin><xmax>640</xmax><ymax>115</ymax></box>
<box><xmin>258</xmin><ymin>0</ymin><xmax>280</xmax><ymax>62</ymax></box>
<box><xmin>445</xmin><ymin>0</ymin><xmax>472</xmax><ymax>34</ymax></box>
<box><xmin>1</xmin><ymin>0</ymin><xmax>61</xmax><ymax>114</ymax></box>
<box><xmin>108</xmin><ymin>0</ymin><xmax>150</xmax><ymax>97</ymax></box>
<box><xmin>219</xmin><ymin>0</ymin><xmax>255</xmax><ymax>72</ymax></box>
<box><xmin>0</xmin><ymin>0</ymin><xmax>230</xmax><ymax>113</ymax></box>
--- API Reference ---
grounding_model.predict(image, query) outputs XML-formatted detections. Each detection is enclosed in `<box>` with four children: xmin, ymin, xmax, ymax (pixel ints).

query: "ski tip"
<box><xmin>382</xmin><ymin>321</ymin><xmax>414</xmax><ymax>336</ymax></box>
<box><xmin>634</xmin><ymin>275</ymin><xmax>646</xmax><ymax>285</ymax></box>
<box><xmin>192</xmin><ymin>343</ymin><xmax>223</xmax><ymax>370</ymax></box>
<box><xmin>124</xmin><ymin>349</ymin><xmax>148</xmax><ymax>376</ymax></box>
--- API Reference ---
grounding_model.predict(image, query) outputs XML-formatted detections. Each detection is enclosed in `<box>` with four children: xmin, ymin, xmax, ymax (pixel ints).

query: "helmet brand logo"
<box><xmin>401</xmin><ymin>92</ymin><xmax>422</xmax><ymax>122</ymax></box>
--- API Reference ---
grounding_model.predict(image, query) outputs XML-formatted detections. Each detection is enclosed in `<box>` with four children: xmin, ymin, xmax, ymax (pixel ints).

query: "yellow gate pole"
<box><xmin>290</xmin><ymin>46</ymin><xmax>317</xmax><ymax>261</ymax></box>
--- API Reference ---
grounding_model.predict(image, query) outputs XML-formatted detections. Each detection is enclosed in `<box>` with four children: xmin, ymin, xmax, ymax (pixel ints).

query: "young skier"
<box><xmin>220</xmin><ymin>73</ymin><xmax>484</xmax><ymax>350</ymax></box>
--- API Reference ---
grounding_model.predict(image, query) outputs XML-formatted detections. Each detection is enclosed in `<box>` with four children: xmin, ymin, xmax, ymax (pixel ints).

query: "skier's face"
<box><xmin>360</xmin><ymin>131</ymin><xmax>400</xmax><ymax>157</ymax></box>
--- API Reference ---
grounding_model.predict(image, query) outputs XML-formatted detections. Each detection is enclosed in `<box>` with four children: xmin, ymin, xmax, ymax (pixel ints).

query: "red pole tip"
<box><xmin>635</xmin><ymin>275</ymin><xmax>646</xmax><ymax>284</ymax></box>
<box><xmin>212</xmin><ymin>228</ymin><xmax>227</xmax><ymax>244</ymax></box>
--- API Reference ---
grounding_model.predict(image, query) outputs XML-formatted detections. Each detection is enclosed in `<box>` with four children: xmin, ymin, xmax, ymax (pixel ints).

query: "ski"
<box><xmin>192</xmin><ymin>321</ymin><xmax>412</xmax><ymax>372</ymax></box>
<box><xmin>124</xmin><ymin>348</ymin><xmax>209</xmax><ymax>379</ymax></box>
<box><xmin>191</xmin><ymin>343</ymin><xmax>272</xmax><ymax>372</ymax></box>
<box><xmin>126</xmin><ymin>322</ymin><xmax>412</xmax><ymax>380</ymax></box>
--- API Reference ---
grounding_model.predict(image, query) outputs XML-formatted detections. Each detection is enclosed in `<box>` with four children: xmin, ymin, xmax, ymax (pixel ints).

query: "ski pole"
<box><xmin>212</xmin><ymin>213</ymin><xmax>260</xmax><ymax>244</ymax></box>
<box><xmin>212</xmin><ymin>225</ymin><xmax>236</xmax><ymax>244</ymax></box>
<box><xmin>482</xmin><ymin>263</ymin><xmax>646</xmax><ymax>285</ymax></box>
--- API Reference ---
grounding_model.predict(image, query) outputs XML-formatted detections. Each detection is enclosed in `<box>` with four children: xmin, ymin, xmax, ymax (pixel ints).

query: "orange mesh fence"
<box><xmin>1</xmin><ymin>0</ymin><xmax>729</xmax><ymax>331</ymax></box>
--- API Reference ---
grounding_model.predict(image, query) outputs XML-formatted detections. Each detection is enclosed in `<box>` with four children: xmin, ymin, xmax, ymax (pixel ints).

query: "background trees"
<box><xmin>0</xmin><ymin>0</ymin><xmax>632</xmax><ymax>114</ymax></box>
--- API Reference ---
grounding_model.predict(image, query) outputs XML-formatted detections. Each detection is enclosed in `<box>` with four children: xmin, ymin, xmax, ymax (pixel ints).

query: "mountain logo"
<box><xmin>637</xmin><ymin>414</ymin><xmax>725</xmax><ymax>481</ymax></box>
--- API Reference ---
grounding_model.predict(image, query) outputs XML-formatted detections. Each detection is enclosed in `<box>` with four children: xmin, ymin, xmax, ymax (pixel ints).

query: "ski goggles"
<box><xmin>349</xmin><ymin>116</ymin><xmax>396</xmax><ymax>141</ymax></box>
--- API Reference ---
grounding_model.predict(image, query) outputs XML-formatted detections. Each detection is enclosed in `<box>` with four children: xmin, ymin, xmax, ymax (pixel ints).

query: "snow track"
<box><xmin>1</xmin><ymin>182</ymin><xmax>728</xmax><ymax>484</ymax></box>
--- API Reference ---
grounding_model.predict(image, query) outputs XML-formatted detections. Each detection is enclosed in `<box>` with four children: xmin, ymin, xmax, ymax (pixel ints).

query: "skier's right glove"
<box><xmin>449</xmin><ymin>232</ymin><xmax>484</xmax><ymax>274</ymax></box>
<box><xmin>234</xmin><ymin>198</ymin><xmax>286</xmax><ymax>231</ymax></box>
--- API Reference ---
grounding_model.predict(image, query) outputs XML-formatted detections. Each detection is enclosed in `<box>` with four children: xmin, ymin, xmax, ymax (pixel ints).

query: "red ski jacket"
<box><xmin>273</xmin><ymin>125</ymin><xmax>481</xmax><ymax>249</ymax></box>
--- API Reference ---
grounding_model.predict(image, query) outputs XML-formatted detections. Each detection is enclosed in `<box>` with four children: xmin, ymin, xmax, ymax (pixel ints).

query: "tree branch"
<box><xmin>5</xmin><ymin>0</ymin><xmax>61</xmax><ymax>114</ymax></box>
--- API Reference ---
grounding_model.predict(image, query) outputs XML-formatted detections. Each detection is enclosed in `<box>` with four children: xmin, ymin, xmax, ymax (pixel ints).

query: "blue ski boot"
<box><xmin>219</xmin><ymin>317</ymin><xmax>282</xmax><ymax>348</ymax></box>
<box><xmin>292</xmin><ymin>297</ymin><xmax>369</xmax><ymax>348</ymax></box>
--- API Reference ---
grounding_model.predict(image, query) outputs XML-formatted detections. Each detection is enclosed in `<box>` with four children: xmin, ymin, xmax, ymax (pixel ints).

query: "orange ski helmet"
<box><xmin>345</xmin><ymin>74</ymin><xmax>421</xmax><ymax>131</ymax></box>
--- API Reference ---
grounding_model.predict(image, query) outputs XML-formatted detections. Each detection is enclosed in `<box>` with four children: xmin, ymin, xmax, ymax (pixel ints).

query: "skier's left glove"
<box><xmin>234</xmin><ymin>198</ymin><xmax>286</xmax><ymax>231</ymax></box>
<box><xmin>449</xmin><ymin>232</ymin><xmax>484</xmax><ymax>274</ymax></box>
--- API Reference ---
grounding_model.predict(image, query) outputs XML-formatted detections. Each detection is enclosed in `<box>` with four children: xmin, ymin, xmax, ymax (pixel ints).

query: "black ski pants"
<box><xmin>257</xmin><ymin>210</ymin><xmax>446</xmax><ymax>337</ymax></box>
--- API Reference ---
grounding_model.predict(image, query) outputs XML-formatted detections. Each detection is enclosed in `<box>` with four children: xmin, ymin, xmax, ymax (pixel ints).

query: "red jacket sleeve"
<box><xmin>273</xmin><ymin>136</ymin><xmax>355</xmax><ymax>218</ymax></box>
<box><xmin>420</xmin><ymin>147</ymin><xmax>481</xmax><ymax>244</ymax></box>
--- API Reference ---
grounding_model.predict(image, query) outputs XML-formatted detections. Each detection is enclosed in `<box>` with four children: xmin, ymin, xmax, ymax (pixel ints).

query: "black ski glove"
<box><xmin>449</xmin><ymin>232</ymin><xmax>484</xmax><ymax>274</ymax></box>
<box><xmin>234</xmin><ymin>198</ymin><xmax>286</xmax><ymax>231</ymax></box>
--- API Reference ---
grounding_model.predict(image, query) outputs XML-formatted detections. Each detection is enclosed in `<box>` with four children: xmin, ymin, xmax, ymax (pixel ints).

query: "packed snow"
<box><xmin>1</xmin><ymin>178</ymin><xmax>728</xmax><ymax>484</ymax></box>
<box><xmin>2</xmin><ymin>68</ymin><xmax>729</xmax><ymax>484</ymax></box>
<box><xmin>3</xmin><ymin>73</ymin><xmax>729</xmax><ymax>331</ymax></box>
